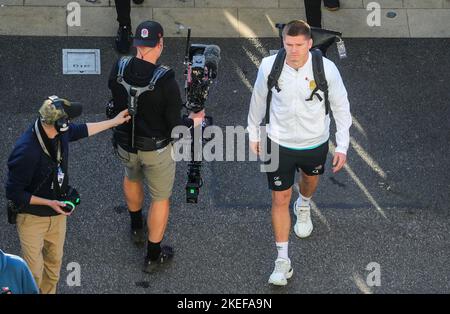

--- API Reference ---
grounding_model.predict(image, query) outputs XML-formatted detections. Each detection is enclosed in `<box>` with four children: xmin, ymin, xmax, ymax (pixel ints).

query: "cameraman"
<box><xmin>108</xmin><ymin>20</ymin><xmax>204</xmax><ymax>273</ymax></box>
<box><xmin>5</xmin><ymin>97</ymin><xmax>130</xmax><ymax>294</ymax></box>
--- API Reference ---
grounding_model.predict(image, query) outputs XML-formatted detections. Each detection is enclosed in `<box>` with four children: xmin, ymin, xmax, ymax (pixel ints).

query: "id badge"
<box><xmin>57</xmin><ymin>166</ymin><xmax>65</xmax><ymax>187</ymax></box>
<box><xmin>336</xmin><ymin>39</ymin><xmax>347</xmax><ymax>59</ymax></box>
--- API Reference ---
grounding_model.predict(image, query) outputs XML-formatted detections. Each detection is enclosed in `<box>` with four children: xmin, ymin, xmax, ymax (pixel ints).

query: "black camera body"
<box><xmin>6</xmin><ymin>187</ymin><xmax>79</xmax><ymax>224</ymax></box>
<box><xmin>59</xmin><ymin>187</ymin><xmax>81</xmax><ymax>213</ymax></box>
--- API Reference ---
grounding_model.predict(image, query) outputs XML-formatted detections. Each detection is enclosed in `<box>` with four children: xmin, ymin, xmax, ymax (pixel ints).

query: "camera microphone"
<box><xmin>204</xmin><ymin>45</ymin><xmax>221</xmax><ymax>79</ymax></box>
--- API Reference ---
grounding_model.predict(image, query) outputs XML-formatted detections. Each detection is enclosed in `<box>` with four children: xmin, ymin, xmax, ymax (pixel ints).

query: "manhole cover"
<box><xmin>62</xmin><ymin>49</ymin><xmax>101</xmax><ymax>75</ymax></box>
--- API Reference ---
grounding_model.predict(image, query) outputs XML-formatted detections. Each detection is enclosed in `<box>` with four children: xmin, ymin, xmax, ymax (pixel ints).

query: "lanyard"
<box><xmin>34</xmin><ymin>119</ymin><xmax>62</xmax><ymax>165</ymax></box>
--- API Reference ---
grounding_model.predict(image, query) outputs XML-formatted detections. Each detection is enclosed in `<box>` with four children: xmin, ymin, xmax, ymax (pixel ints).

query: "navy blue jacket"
<box><xmin>5</xmin><ymin>122</ymin><xmax>88</xmax><ymax>217</ymax></box>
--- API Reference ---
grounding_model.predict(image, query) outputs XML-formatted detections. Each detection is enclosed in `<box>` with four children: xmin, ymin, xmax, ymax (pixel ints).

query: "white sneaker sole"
<box><xmin>294</xmin><ymin>222</ymin><xmax>313</xmax><ymax>238</ymax></box>
<box><xmin>268</xmin><ymin>268</ymin><xmax>294</xmax><ymax>286</ymax></box>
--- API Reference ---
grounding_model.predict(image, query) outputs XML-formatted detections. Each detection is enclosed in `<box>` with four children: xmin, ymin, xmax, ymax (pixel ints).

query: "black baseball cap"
<box><xmin>133</xmin><ymin>21</ymin><xmax>164</xmax><ymax>48</ymax></box>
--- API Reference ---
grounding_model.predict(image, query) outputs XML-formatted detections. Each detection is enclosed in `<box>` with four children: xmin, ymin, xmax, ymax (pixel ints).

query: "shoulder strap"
<box><xmin>148</xmin><ymin>65</ymin><xmax>171</xmax><ymax>91</ymax></box>
<box><xmin>265</xmin><ymin>48</ymin><xmax>286</xmax><ymax>124</ymax></box>
<box><xmin>267</xmin><ymin>48</ymin><xmax>286</xmax><ymax>92</ymax></box>
<box><xmin>117</xmin><ymin>56</ymin><xmax>133</xmax><ymax>81</ymax></box>
<box><xmin>310</xmin><ymin>48</ymin><xmax>330</xmax><ymax>115</ymax></box>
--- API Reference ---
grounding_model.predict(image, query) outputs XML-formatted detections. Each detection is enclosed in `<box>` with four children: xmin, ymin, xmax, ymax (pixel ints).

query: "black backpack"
<box><xmin>264</xmin><ymin>26</ymin><xmax>343</xmax><ymax>124</ymax></box>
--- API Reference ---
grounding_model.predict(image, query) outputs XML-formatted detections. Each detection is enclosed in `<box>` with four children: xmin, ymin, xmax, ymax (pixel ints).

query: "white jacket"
<box><xmin>247</xmin><ymin>52</ymin><xmax>352</xmax><ymax>154</ymax></box>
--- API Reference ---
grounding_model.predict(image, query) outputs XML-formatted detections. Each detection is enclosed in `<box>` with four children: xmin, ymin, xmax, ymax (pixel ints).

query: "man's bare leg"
<box><xmin>272</xmin><ymin>188</ymin><xmax>292</xmax><ymax>243</ymax></box>
<box><xmin>147</xmin><ymin>199</ymin><xmax>169</xmax><ymax>243</ymax></box>
<box><xmin>298</xmin><ymin>171</ymin><xmax>320</xmax><ymax>198</ymax></box>
<box><xmin>123</xmin><ymin>176</ymin><xmax>144</xmax><ymax>211</ymax></box>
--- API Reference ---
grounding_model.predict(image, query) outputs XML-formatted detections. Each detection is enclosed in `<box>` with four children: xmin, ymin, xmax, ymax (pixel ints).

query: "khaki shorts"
<box><xmin>117</xmin><ymin>144</ymin><xmax>176</xmax><ymax>201</ymax></box>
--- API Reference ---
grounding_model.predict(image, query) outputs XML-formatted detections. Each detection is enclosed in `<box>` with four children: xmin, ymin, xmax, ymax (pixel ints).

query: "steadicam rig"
<box><xmin>183</xmin><ymin>28</ymin><xmax>220</xmax><ymax>203</ymax></box>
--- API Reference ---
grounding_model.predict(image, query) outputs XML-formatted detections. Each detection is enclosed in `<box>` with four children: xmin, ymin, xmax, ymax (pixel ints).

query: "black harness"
<box><xmin>115</xmin><ymin>56</ymin><xmax>172</xmax><ymax>150</ymax></box>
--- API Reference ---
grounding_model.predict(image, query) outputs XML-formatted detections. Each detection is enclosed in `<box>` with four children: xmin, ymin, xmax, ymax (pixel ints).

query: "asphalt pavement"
<box><xmin>0</xmin><ymin>36</ymin><xmax>449</xmax><ymax>293</ymax></box>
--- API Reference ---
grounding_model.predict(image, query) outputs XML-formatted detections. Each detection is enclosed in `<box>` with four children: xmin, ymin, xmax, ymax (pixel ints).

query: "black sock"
<box><xmin>147</xmin><ymin>241</ymin><xmax>162</xmax><ymax>261</ymax></box>
<box><xmin>129</xmin><ymin>209</ymin><xmax>143</xmax><ymax>230</ymax></box>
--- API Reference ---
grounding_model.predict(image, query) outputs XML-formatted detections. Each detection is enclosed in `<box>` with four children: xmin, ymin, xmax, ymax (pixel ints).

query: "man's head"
<box><xmin>282</xmin><ymin>20</ymin><xmax>313</xmax><ymax>66</ymax></box>
<box><xmin>133</xmin><ymin>21</ymin><xmax>164</xmax><ymax>60</ymax></box>
<box><xmin>39</xmin><ymin>96</ymin><xmax>82</xmax><ymax>133</ymax></box>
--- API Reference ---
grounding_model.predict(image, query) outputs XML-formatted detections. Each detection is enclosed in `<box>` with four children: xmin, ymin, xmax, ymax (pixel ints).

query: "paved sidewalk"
<box><xmin>0</xmin><ymin>0</ymin><xmax>450</xmax><ymax>37</ymax></box>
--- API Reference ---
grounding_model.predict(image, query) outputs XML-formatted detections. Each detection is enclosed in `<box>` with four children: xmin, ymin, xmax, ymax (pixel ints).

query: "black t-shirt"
<box><xmin>108</xmin><ymin>57</ymin><xmax>184</xmax><ymax>151</ymax></box>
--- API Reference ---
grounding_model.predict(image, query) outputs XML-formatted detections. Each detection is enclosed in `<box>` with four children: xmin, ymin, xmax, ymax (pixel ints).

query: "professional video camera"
<box><xmin>184</xmin><ymin>29</ymin><xmax>221</xmax><ymax>113</ymax></box>
<box><xmin>183</xmin><ymin>28</ymin><xmax>220</xmax><ymax>203</ymax></box>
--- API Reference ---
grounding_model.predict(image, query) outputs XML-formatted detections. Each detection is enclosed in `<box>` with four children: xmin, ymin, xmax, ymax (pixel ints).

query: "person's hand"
<box><xmin>112</xmin><ymin>109</ymin><xmax>131</xmax><ymax>127</ymax></box>
<box><xmin>250</xmin><ymin>140</ymin><xmax>262</xmax><ymax>156</ymax></box>
<box><xmin>189</xmin><ymin>110</ymin><xmax>205</xmax><ymax>127</ymax></box>
<box><xmin>332</xmin><ymin>152</ymin><xmax>347</xmax><ymax>173</ymax></box>
<box><xmin>48</xmin><ymin>200</ymin><xmax>71</xmax><ymax>216</ymax></box>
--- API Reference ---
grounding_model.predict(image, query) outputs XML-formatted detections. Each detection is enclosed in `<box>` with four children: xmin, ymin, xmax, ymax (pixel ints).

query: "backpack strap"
<box><xmin>307</xmin><ymin>48</ymin><xmax>330</xmax><ymax>115</ymax></box>
<box><xmin>265</xmin><ymin>48</ymin><xmax>286</xmax><ymax>125</ymax></box>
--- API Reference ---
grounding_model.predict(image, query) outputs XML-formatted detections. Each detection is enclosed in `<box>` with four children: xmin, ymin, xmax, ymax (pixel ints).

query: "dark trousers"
<box><xmin>115</xmin><ymin>0</ymin><xmax>131</xmax><ymax>26</ymax></box>
<box><xmin>304</xmin><ymin>0</ymin><xmax>340</xmax><ymax>28</ymax></box>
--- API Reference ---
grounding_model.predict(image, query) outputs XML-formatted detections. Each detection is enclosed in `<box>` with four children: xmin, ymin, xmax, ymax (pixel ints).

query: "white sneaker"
<box><xmin>268</xmin><ymin>258</ymin><xmax>293</xmax><ymax>286</ymax></box>
<box><xmin>293</xmin><ymin>200</ymin><xmax>313</xmax><ymax>238</ymax></box>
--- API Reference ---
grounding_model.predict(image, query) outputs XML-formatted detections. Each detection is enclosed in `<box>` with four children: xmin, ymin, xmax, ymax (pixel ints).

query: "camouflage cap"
<box><xmin>39</xmin><ymin>96</ymin><xmax>82</xmax><ymax>124</ymax></box>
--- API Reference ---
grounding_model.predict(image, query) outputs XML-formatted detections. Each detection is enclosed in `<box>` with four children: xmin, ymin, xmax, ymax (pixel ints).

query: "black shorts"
<box><xmin>266</xmin><ymin>139</ymin><xmax>329</xmax><ymax>191</ymax></box>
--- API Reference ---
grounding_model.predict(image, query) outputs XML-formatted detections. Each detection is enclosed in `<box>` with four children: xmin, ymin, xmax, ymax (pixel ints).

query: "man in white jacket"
<box><xmin>247</xmin><ymin>20</ymin><xmax>352</xmax><ymax>286</ymax></box>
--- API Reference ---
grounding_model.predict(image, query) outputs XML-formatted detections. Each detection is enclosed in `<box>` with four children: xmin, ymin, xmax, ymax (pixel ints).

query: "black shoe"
<box><xmin>324</xmin><ymin>0</ymin><xmax>340</xmax><ymax>11</ymax></box>
<box><xmin>132</xmin><ymin>0</ymin><xmax>144</xmax><ymax>4</ymax></box>
<box><xmin>115</xmin><ymin>25</ymin><xmax>132</xmax><ymax>54</ymax></box>
<box><xmin>131</xmin><ymin>228</ymin><xmax>146</xmax><ymax>246</ymax></box>
<box><xmin>142</xmin><ymin>246</ymin><xmax>174</xmax><ymax>273</ymax></box>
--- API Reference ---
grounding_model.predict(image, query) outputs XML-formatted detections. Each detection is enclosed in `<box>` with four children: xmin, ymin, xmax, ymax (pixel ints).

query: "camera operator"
<box><xmin>108</xmin><ymin>20</ymin><xmax>204</xmax><ymax>274</ymax></box>
<box><xmin>5</xmin><ymin>97</ymin><xmax>130</xmax><ymax>294</ymax></box>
